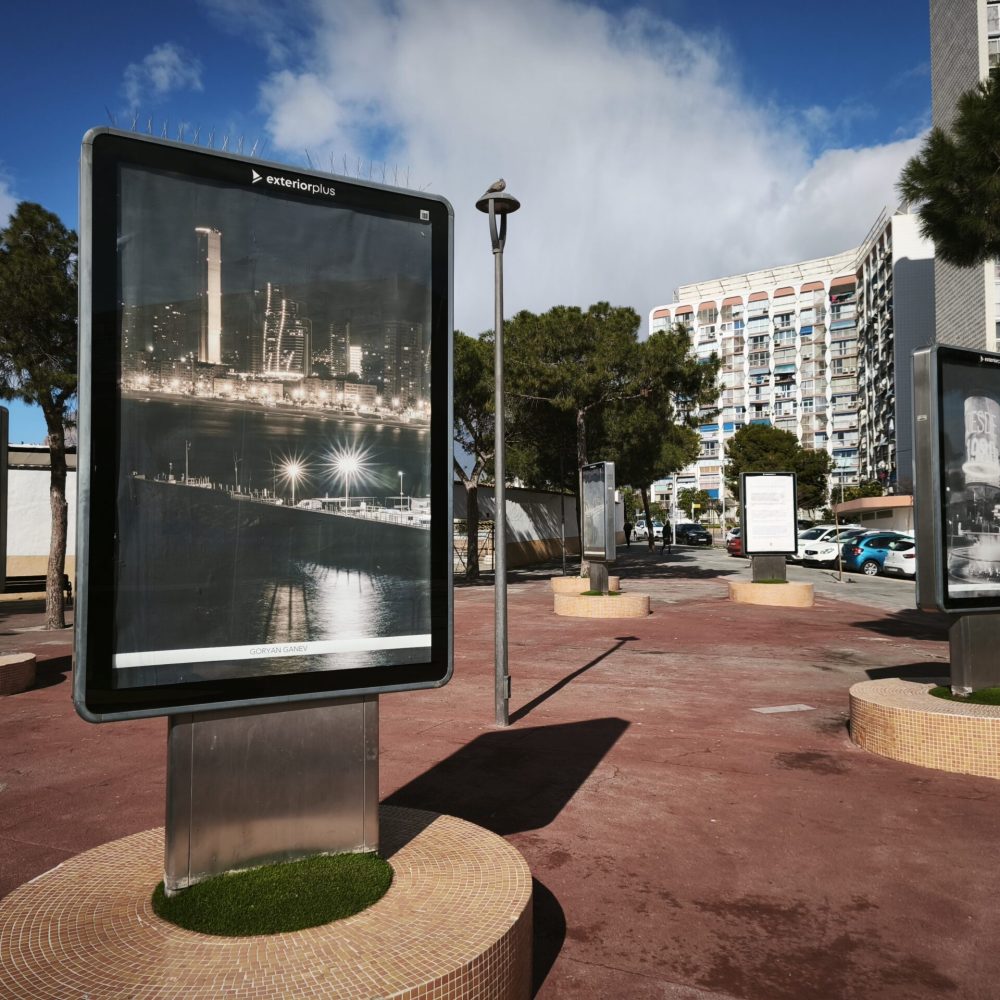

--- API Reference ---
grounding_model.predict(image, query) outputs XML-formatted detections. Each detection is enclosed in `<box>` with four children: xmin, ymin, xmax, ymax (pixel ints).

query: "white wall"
<box><xmin>6</xmin><ymin>468</ymin><xmax>77</xmax><ymax>573</ymax></box>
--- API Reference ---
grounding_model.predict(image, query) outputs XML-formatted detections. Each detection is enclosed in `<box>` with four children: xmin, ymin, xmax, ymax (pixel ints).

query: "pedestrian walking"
<box><xmin>661</xmin><ymin>523</ymin><xmax>672</xmax><ymax>555</ymax></box>
<box><xmin>623</xmin><ymin>519</ymin><xmax>633</xmax><ymax>548</ymax></box>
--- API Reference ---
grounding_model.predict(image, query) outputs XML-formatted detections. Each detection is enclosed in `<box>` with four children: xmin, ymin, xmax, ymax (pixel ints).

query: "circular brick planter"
<box><xmin>728</xmin><ymin>581</ymin><xmax>814</xmax><ymax>608</ymax></box>
<box><xmin>850</xmin><ymin>678</ymin><xmax>1000</xmax><ymax>779</ymax></box>
<box><xmin>550</xmin><ymin>575</ymin><xmax>620</xmax><ymax>594</ymax></box>
<box><xmin>0</xmin><ymin>653</ymin><xmax>36</xmax><ymax>696</ymax></box>
<box><xmin>0</xmin><ymin>805</ymin><xmax>533</xmax><ymax>999</ymax></box>
<box><xmin>553</xmin><ymin>592</ymin><xmax>649</xmax><ymax>618</ymax></box>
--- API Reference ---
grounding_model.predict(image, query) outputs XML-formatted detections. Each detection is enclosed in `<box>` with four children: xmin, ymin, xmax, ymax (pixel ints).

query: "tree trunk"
<box><xmin>43</xmin><ymin>407</ymin><xmax>67</xmax><ymax>630</ymax></box>
<box><xmin>465</xmin><ymin>481</ymin><xmax>480</xmax><ymax>581</ymax></box>
<box><xmin>575</xmin><ymin>408</ymin><xmax>588</xmax><ymax>470</ymax></box>
<box><xmin>640</xmin><ymin>485</ymin><xmax>655</xmax><ymax>551</ymax></box>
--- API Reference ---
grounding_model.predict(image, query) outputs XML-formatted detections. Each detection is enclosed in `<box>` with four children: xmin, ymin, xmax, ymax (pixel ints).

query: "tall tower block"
<box><xmin>195</xmin><ymin>227</ymin><xmax>222</xmax><ymax>364</ymax></box>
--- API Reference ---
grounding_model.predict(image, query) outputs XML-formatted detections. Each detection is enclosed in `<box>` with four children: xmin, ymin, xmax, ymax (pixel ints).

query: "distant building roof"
<box><xmin>833</xmin><ymin>495</ymin><xmax>912</xmax><ymax>517</ymax></box>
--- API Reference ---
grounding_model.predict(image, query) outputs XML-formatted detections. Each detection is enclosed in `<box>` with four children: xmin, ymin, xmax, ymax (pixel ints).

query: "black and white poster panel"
<box><xmin>916</xmin><ymin>344</ymin><xmax>1000</xmax><ymax>613</ymax></box>
<box><xmin>75</xmin><ymin>129</ymin><xmax>454</xmax><ymax>721</ymax></box>
<box><xmin>740</xmin><ymin>472</ymin><xmax>797</xmax><ymax>555</ymax></box>
<box><xmin>581</xmin><ymin>461</ymin><xmax>615</xmax><ymax>562</ymax></box>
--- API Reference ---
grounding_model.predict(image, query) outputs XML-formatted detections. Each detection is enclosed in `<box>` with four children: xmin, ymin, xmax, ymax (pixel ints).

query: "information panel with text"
<box><xmin>740</xmin><ymin>472</ymin><xmax>798</xmax><ymax>555</ymax></box>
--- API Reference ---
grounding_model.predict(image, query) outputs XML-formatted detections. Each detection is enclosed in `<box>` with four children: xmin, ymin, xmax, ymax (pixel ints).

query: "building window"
<box><xmin>989</xmin><ymin>1</ymin><xmax>1000</xmax><ymax>36</ymax></box>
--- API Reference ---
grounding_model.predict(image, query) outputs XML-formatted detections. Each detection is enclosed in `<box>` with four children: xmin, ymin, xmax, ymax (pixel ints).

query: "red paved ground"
<box><xmin>1</xmin><ymin>556</ymin><xmax>997</xmax><ymax>999</ymax></box>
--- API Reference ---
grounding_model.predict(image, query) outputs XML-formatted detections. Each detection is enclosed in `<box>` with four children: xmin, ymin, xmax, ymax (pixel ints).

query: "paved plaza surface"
<box><xmin>1</xmin><ymin>546</ymin><xmax>998</xmax><ymax>999</ymax></box>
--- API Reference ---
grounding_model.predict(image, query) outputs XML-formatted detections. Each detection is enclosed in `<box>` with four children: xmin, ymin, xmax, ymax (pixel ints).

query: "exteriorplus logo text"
<box><xmin>250</xmin><ymin>168</ymin><xmax>335</xmax><ymax>198</ymax></box>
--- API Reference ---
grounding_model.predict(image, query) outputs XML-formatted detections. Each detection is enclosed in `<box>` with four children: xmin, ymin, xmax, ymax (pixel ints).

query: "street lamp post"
<box><xmin>476</xmin><ymin>180</ymin><xmax>520</xmax><ymax>728</ymax></box>
<box><xmin>279</xmin><ymin>458</ymin><xmax>304</xmax><ymax>506</ymax></box>
<box><xmin>398</xmin><ymin>470</ymin><xmax>404</xmax><ymax>510</ymax></box>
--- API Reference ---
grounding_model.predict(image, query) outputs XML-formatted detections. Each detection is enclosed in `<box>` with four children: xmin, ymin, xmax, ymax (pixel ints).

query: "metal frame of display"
<box><xmin>913</xmin><ymin>344</ymin><xmax>1000</xmax><ymax>692</ymax></box>
<box><xmin>75</xmin><ymin>129</ymin><xmax>454</xmax><ymax>723</ymax></box>
<box><xmin>581</xmin><ymin>461</ymin><xmax>616</xmax><ymax>593</ymax></box>
<box><xmin>740</xmin><ymin>471</ymin><xmax>797</xmax><ymax>583</ymax></box>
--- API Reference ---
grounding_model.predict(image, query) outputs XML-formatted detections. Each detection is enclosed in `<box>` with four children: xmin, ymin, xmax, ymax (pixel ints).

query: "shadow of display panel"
<box><xmin>75</xmin><ymin>130</ymin><xmax>454</xmax><ymax>721</ymax></box>
<box><xmin>915</xmin><ymin>344</ymin><xmax>1000</xmax><ymax>614</ymax></box>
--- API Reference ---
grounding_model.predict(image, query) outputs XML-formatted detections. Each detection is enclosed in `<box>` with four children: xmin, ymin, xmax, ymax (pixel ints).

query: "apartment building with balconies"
<box><xmin>649</xmin><ymin>249</ymin><xmax>860</xmax><ymax>509</ymax></box>
<box><xmin>649</xmin><ymin>205</ymin><xmax>935</xmax><ymax>511</ymax></box>
<box><xmin>856</xmin><ymin>207</ymin><xmax>935</xmax><ymax>495</ymax></box>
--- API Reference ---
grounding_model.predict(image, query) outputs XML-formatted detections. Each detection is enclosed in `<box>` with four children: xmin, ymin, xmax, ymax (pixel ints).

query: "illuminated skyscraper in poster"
<box><xmin>195</xmin><ymin>227</ymin><xmax>222</xmax><ymax>364</ymax></box>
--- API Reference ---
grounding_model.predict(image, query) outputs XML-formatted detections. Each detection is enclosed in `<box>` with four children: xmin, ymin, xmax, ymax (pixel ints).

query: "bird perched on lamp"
<box><xmin>484</xmin><ymin>178</ymin><xmax>506</xmax><ymax>193</ymax></box>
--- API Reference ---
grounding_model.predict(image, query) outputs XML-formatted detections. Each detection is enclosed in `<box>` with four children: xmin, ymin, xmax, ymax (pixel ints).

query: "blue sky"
<box><xmin>2</xmin><ymin>0</ymin><xmax>931</xmax><ymax>443</ymax></box>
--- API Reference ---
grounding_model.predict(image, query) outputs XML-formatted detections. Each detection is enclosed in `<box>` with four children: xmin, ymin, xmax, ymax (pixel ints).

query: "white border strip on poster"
<box><xmin>114</xmin><ymin>633</ymin><xmax>432</xmax><ymax>670</ymax></box>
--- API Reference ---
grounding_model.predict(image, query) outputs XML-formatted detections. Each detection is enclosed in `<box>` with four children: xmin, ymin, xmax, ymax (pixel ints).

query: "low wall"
<box><xmin>455</xmin><ymin>483</ymin><xmax>622</xmax><ymax>569</ymax></box>
<box><xmin>5</xmin><ymin>555</ymin><xmax>76</xmax><ymax>578</ymax></box>
<box><xmin>850</xmin><ymin>679</ymin><xmax>1000</xmax><ymax>779</ymax></box>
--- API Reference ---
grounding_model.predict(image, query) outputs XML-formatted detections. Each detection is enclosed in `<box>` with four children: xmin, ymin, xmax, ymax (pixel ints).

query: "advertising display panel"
<box><xmin>740</xmin><ymin>472</ymin><xmax>797</xmax><ymax>555</ymax></box>
<box><xmin>913</xmin><ymin>344</ymin><xmax>1000</xmax><ymax>613</ymax></box>
<box><xmin>581</xmin><ymin>461</ymin><xmax>616</xmax><ymax>562</ymax></box>
<box><xmin>75</xmin><ymin>130</ymin><xmax>453</xmax><ymax>721</ymax></box>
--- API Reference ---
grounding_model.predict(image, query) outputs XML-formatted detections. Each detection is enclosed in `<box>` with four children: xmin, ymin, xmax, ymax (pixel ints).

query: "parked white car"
<box><xmin>633</xmin><ymin>519</ymin><xmax>664</xmax><ymax>541</ymax></box>
<box><xmin>788</xmin><ymin>524</ymin><xmax>862</xmax><ymax>563</ymax></box>
<box><xmin>799</xmin><ymin>528</ymin><xmax>868</xmax><ymax>566</ymax></box>
<box><xmin>882</xmin><ymin>538</ymin><xmax>917</xmax><ymax>577</ymax></box>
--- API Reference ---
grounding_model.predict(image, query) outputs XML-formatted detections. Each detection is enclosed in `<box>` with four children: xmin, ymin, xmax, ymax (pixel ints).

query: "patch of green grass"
<box><xmin>754</xmin><ymin>579</ymin><xmax>788</xmax><ymax>585</ymax></box>
<box><xmin>929</xmin><ymin>685</ymin><xmax>1000</xmax><ymax>706</ymax></box>
<box><xmin>580</xmin><ymin>589</ymin><xmax>622</xmax><ymax>596</ymax></box>
<box><xmin>152</xmin><ymin>851</ymin><xmax>393</xmax><ymax>936</ymax></box>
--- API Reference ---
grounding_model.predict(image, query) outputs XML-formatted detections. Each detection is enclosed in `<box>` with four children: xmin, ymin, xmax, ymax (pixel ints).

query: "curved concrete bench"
<box><xmin>553</xmin><ymin>592</ymin><xmax>649</xmax><ymax>618</ymax></box>
<box><xmin>0</xmin><ymin>653</ymin><xmax>36</xmax><ymax>696</ymax></box>
<box><xmin>550</xmin><ymin>575</ymin><xmax>620</xmax><ymax>594</ymax></box>
<box><xmin>0</xmin><ymin>805</ymin><xmax>533</xmax><ymax>999</ymax></box>
<box><xmin>728</xmin><ymin>581</ymin><xmax>814</xmax><ymax>608</ymax></box>
<box><xmin>850</xmin><ymin>678</ymin><xmax>1000</xmax><ymax>779</ymax></box>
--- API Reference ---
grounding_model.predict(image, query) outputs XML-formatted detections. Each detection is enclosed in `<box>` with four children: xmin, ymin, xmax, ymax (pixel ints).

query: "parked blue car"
<box><xmin>841</xmin><ymin>531</ymin><xmax>912</xmax><ymax>576</ymax></box>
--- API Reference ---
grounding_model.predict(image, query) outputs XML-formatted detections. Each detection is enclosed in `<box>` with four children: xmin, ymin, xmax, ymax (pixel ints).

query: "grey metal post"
<box><xmin>493</xmin><ymin>221</ymin><xmax>508</xmax><ymax>726</ymax></box>
<box><xmin>477</xmin><ymin>183</ymin><xmax>520</xmax><ymax>728</ymax></box>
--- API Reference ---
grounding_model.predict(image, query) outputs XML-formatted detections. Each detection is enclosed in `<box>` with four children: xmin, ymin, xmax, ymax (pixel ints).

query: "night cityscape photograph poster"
<box><xmin>112</xmin><ymin>163</ymin><xmax>435</xmax><ymax>689</ymax></box>
<box><xmin>940</xmin><ymin>356</ymin><xmax>1000</xmax><ymax>602</ymax></box>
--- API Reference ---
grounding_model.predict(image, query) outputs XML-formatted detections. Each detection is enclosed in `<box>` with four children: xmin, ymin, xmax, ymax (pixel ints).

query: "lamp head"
<box><xmin>475</xmin><ymin>190</ymin><xmax>520</xmax><ymax>216</ymax></box>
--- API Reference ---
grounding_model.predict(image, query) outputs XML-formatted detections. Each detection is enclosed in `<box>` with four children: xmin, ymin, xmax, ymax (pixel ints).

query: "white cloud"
<box><xmin>258</xmin><ymin>0</ymin><xmax>925</xmax><ymax>332</ymax></box>
<box><xmin>0</xmin><ymin>177</ymin><xmax>16</xmax><ymax>225</ymax></box>
<box><xmin>123</xmin><ymin>43</ymin><xmax>203</xmax><ymax>113</ymax></box>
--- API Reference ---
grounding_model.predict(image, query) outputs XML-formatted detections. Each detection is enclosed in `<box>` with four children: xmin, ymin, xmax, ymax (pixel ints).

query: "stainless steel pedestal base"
<box><xmin>588</xmin><ymin>561</ymin><xmax>609</xmax><ymax>594</ymax></box>
<box><xmin>752</xmin><ymin>554</ymin><xmax>787</xmax><ymax>582</ymax></box>
<box><xmin>165</xmin><ymin>696</ymin><xmax>378</xmax><ymax>893</ymax></box>
<box><xmin>949</xmin><ymin>614</ymin><xmax>1000</xmax><ymax>695</ymax></box>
